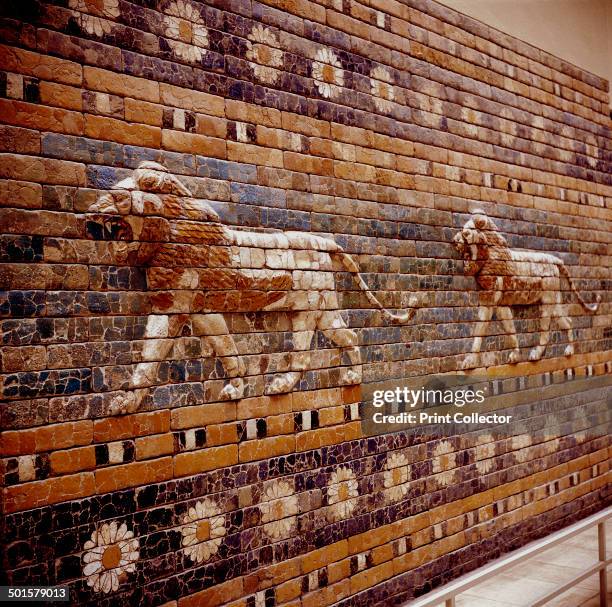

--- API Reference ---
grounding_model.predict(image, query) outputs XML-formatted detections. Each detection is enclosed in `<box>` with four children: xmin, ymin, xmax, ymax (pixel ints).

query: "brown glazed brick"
<box><xmin>162</xmin><ymin>130</ymin><xmax>226</xmax><ymax>157</ymax></box>
<box><xmin>227</xmin><ymin>141</ymin><xmax>284</xmax><ymax>167</ymax></box>
<box><xmin>124</xmin><ymin>98</ymin><xmax>164</xmax><ymax>127</ymax></box>
<box><xmin>173</xmin><ymin>445</ymin><xmax>238</xmax><ymax>477</ymax></box>
<box><xmin>94</xmin><ymin>457</ymin><xmax>173</xmax><ymax>492</ymax></box>
<box><xmin>0</xmin><ymin>420</ymin><xmax>93</xmax><ymax>456</ymax></box>
<box><xmin>38</xmin><ymin>82</ymin><xmax>83</xmax><ymax>111</ymax></box>
<box><xmin>83</xmin><ymin>66</ymin><xmax>159</xmax><ymax>102</ymax></box>
<box><xmin>0</xmin><ymin>99</ymin><xmax>84</xmax><ymax>135</ymax></box>
<box><xmin>0</xmin><ymin>155</ymin><xmax>86</xmax><ymax>186</ymax></box>
<box><xmin>4</xmin><ymin>472</ymin><xmax>96</xmax><ymax>513</ymax></box>
<box><xmin>238</xmin><ymin>435</ymin><xmax>295</xmax><ymax>462</ymax></box>
<box><xmin>0</xmin><ymin>178</ymin><xmax>42</xmax><ymax>210</ymax></box>
<box><xmin>171</xmin><ymin>402</ymin><xmax>236</xmax><ymax>429</ymax></box>
<box><xmin>160</xmin><ymin>83</ymin><xmax>225</xmax><ymax>117</ymax></box>
<box><xmin>135</xmin><ymin>433</ymin><xmax>175</xmax><ymax>460</ymax></box>
<box><xmin>0</xmin><ymin>345</ymin><xmax>47</xmax><ymax>372</ymax></box>
<box><xmin>302</xmin><ymin>540</ymin><xmax>349</xmax><ymax>573</ymax></box>
<box><xmin>0</xmin><ymin>125</ymin><xmax>40</xmax><ymax>154</ymax></box>
<box><xmin>85</xmin><ymin>115</ymin><xmax>162</xmax><ymax>147</ymax></box>
<box><xmin>0</xmin><ymin>44</ymin><xmax>82</xmax><ymax>85</ymax></box>
<box><xmin>49</xmin><ymin>445</ymin><xmax>96</xmax><ymax>474</ymax></box>
<box><xmin>226</xmin><ymin>100</ymin><xmax>282</xmax><ymax>128</ymax></box>
<box><xmin>178</xmin><ymin>578</ymin><xmax>244</xmax><ymax>607</ymax></box>
<box><xmin>93</xmin><ymin>411</ymin><xmax>170</xmax><ymax>442</ymax></box>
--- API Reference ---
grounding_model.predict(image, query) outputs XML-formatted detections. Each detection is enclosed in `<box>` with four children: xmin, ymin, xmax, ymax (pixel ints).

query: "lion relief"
<box><xmin>453</xmin><ymin>210</ymin><xmax>600</xmax><ymax>369</ymax></box>
<box><xmin>87</xmin><ymin>162</ymin><xmax>417</xmax><ymax>413</ymax></box>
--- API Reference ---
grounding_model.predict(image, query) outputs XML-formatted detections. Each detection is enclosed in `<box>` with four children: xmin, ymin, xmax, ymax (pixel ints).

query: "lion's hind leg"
<box><xmin>265</xmin><ymin>311</ymin><xmax>319</xmax><ymax>395</ymax></box>
<box><xmin>318</xmin><ymin>310</ymin><xmax>362</xmax><ymax>386</ymax></box>
<box><xmin>552</xmin><ymin>296</ymin><xmax>575</xmax><ymax>357</ymax></box>
<box><xmin>497</xmin><ymin>306</ymin><xmax>521</xmax><ymax>363</ymax></box>
<box><xmin>192</xmin><ymin>313</ymin><xmax>246</xmax><ymax>401</ymax></box>
<box><xmin>529</xmin><ymin>287</ymin><xmax>557</xmax><ymax>362</ymax></box>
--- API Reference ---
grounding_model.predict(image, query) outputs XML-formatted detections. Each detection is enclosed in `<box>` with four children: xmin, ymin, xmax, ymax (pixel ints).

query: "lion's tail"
<box><xmin>335</xmin><ymin>252</ymin><xmax>416</xmax><ymax>323</ymax></box>
<box><xmin>559</xmin><ymin>263</ymin><xmax>600</xmax><ymax>312</ymax></box>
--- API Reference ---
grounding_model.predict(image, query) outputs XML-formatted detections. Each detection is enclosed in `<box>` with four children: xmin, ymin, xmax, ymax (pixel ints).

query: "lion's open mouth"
<box><xmin>86</xmin><ymin>215</ymin><xmax>134</xmax><ymax>241</ymax></box>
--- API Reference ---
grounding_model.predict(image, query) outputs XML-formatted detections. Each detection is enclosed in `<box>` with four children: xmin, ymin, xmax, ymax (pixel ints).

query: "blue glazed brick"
<box><xmin>86</xmin><ymin>165</ymin><xmax>131</xmax><ymax>190</ymax></box>
<box><xmin>195</xmin><ymin>156</ymin><xmax>258</xmax><ymax>183</ymax></box>
<box><xmin>123</xmin><ymin>145</ymin><xmax>162</xmax><ymax>168</ymax></box>
<box><xmin>42</xmin><ymin>134</ymin><xmax>124</xmax><ymax>166</ymax></box>
<box><xmin>225</xmin><ymin>161</ymin><xmax>258</xmax><ymax>184</ymax></box>
<box><xmin>195</xmin><ymin>156</ymin><xmax>231</xmax><ymax>180</ymax></box>
<box><xmin>230</xmin><ymin>183</ymin><xmax>286</xmax><ymax>208</ymax></box>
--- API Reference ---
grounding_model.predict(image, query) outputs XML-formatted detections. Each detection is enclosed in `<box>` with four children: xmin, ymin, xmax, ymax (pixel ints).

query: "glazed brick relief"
<box><xmin>0</xmin><ymin>0</ymin><xmax>611</xmax><ymax>606</ymax></box>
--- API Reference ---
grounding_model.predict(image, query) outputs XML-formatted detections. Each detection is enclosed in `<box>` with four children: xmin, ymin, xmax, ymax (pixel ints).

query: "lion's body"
<box><xmin>454</xmin><ymin>211</ymin><xmax>599</xmax><ymax>369</ymax></box>
<box><xmin>87</xmin><ymin>162</ymin><xmax>415</xmax><ymax>410</ymax></box>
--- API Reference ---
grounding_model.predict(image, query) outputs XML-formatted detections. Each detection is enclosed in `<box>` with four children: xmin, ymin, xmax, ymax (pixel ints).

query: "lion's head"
<box><xmin>453</xmin><ymin>210</ymin><xmax>510</xmax><ymax>274</ymax></box>
<box><xmin>85</xmin><ymin>162</ymin><xmax>226</xmax><ymax>265</ymax></box>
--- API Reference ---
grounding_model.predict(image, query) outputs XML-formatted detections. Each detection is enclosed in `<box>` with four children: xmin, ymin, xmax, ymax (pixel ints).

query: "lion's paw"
<box><xmin>460</xmin><ymin>353</ymin><xmax>479</xmax><ymax>370</ymax></box>
<box><xmin>219</xmin><ymin>379</ymin><xmax>244</xmax><ymax>401</ymax></box>
<box><xmin>265</xmin><ymin>372</ymin><xmax>301</xmax><ymax>395</ymax></box>
<box><xmin>529</xmin><ymin>348</ymin><xmax>543</xmax><ymax>361</ymax></box>
<box><xmin>564</xmin><ymin>344</ymin><xmax>574</xmax><ymax>357</ymax></box>
<box><xmin>508</xmin><ymin>350</ymin><xmax>520</xmax><ymax>364</ymax></box>
<box><xmin>341</xmin><ymin>368</ymin><xmax>362</xmax><ymax>385</ymax></box>
<box><xmin>108</xmin><ymin>391</ymin><xmax>141</xmax><ymax>416</ymax></box>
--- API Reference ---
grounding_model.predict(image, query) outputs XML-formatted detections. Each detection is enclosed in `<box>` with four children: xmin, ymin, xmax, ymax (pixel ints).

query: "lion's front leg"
<box><xmin>192</xmin><ymin>314</ymin><xmax>245</xmax><ymax>401</ymax></box>
<box><xmin>318</xmin><ymin>310</ymin><xmax>362</xmax><ymax>386</ymax></box>
<box><xmin>266</xmin><ymin>311</ymin><xmax>318</xmax><ymax>395</ymax></box>
<box><xmin>461</xmin><ymin>303</ymin><xmax>495</xmax><ymax>370</ymax></box>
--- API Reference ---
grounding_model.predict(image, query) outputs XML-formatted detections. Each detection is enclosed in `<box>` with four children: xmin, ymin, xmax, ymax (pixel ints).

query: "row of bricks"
<box><xmin>1</xmin><ymin>94</ymin><xmax>608</xmax><ymax>193</ymax></box>
<box><xmin>1</xmin><ymin>323</ymin><xmax>607</xmax><ymax>373</ymax></box>
<box><xmin>0</xmin><ymin>100</ymin><xmax>609</xmax><ymax>200</ymax></box>
<box><xmin>1</xmin><ymin>401</ymin><xmax>358</xmax><ymax>478</ymax></box>
<box><xmin>2</xmin><ymin>335</ymin><xmax>610</xmax><ymax>399</ymax></box>
<box><xmin>0</xmin><ymin>385</ymin><xmax>359</xmax><ymax>455</ymax></box>
<box><xmin>5</xmin><ymin>439</ymin><xmax>607</xmax><ymax>604</ymax></box>
<box><xmin>4</xmin><ymin>35</ymin><xmax>606</xmax><ymax>155</ymax></box>
<box><xmin>2</xmin><ymin>349</ymin><xmax>610</xmax><ymax>415</ymax></box>
<box><xmin>1</xmin><ymin>155</ymin><xmax>609</xmax><ymax>217</ymax></box>
<box><xmin>1</xmin><ymin>54</ymin><xmax>607</xmax><ymax>164</ymax></box>
<box><xmin>3</xmin><ymin>360</ymin><xmax>609</xmax><ymax>439</ymax></box>
<box><xmin>1</xmin><ymin>398</ymin><xmax>602</xmax><ymax>488</ymax></box>
<box><xmin>4</xmin><ymin>17</ymin><xmax>608</xmax><ymax>159</ymax></box>
<box><xmin>0</xmin><ymin>122</ymin><xmax>609</xmax><ymax>209</ymax></box>
<box><xmin>310</xmin><ymin>0</ymin><xmax>609</xmax><ymax>99</ymax></box>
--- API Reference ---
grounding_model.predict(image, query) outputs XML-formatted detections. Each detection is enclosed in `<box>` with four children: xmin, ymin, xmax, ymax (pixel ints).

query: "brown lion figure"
<box><xmin>87</xmin><ymin>162</ymin><xmax>417</xmax><ymax>413</ymax></box>
<box><xmin>453</xmin><ymin>210</ymin><xmax>600</xmax><ymax>370</ymax></box>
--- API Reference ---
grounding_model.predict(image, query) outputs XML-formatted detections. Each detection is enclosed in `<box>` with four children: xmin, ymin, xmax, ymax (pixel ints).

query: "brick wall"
<box><xmin>0</xmin><ymin>0</ymin><xmax>610</xmax><ymax>605</ymax></box>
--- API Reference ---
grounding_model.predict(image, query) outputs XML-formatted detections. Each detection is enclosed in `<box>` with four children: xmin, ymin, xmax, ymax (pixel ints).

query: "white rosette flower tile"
<box><xmin>69</xmin><ymin>0</ymin><xmax>120</xmax><ymax>38</ymax></box>
<box><xmin>327</xmin><ymin>466</ymin><xmax>359</xmax><ymax>521</ymax></box>
<box><xmin>432</xmin><ymin>440</ymin><xmax>458</xmax><ymax>487</ymax></box>
<box><xmin>312</xmin><ymin>48</ymin><xmax>344</xmax><ymax>99</ymax></box>
<box><xmin>181</xmin><ymin>499</ymin><xmax>226</xmax><ymax>564</ymax></box>
<box><xmin>246</xmin><ymin>25</ymin><xmax>284</xmax><ymax>84</ymax></box>
<box><xmin>259</xmin><ymin>479</ymin><xmax>299</xmax><ymax>541</ymax></box>
<box><xmin>163</xmin><ymin>0</ymin><xmax>209</xmax><ymax>63</ymax></box>
<box><xmin>82</xmin><ymin>521</ymin><xmax>139</xmax><ymax>594</ymax></box>
<box><xmin>383</xmin><ymin>452</ymin><xmax>410</xmax><ymax>502</ymax></box>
